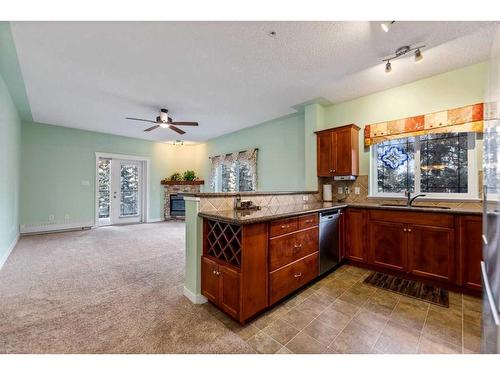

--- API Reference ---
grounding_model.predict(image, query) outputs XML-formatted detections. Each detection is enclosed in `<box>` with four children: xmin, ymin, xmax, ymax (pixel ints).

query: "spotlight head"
<box><xmin>385</xmin><ymin>61</ymin><xmax>392</xmax><ymax>73</ymax></box>
<box><xmin>381</xmin><ymin>21</ymin><xmax>395</xmax><ymax>33</ymax></box>
<box><xmin>414</xmin><ymin>48</ymin><xmax>423</xmax><ymax>63</ymax></box>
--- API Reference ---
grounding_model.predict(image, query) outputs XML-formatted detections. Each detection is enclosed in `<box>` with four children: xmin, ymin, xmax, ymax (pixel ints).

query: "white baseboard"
<box><xmin>183</xmin><ymin>286</ymin><xmax>207</xmax><ymax>304</ymax></box>
<box><xmin>147</xmin><ymin>217</ymin><xmax>165</xmax><ymax>223</ymax></box>
<box><xmin>20</xmin><ymin>221</ymin><xmax>94</xmax><ymax>234</ymax></box>
<box><xmin>0</xmin><ymin>233</ymin><xmax>19</xmax><ymax>270</ymax></box>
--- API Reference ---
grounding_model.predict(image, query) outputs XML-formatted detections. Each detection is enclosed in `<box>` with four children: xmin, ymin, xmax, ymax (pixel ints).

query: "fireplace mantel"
<box><xmin>161</xmin><ymin>180</ymin><xmax>205</xmax><ymax>186</ymax></box>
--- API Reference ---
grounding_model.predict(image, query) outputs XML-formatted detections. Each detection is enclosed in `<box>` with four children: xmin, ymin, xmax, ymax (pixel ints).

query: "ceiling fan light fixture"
<box><xmin>159</xmin><ymin>109</ymin><xmax>168</xmax><ymax>122</ymax></box>
<box><xmin>414</xmin><ymin>48</ymin><xmax>423</xmax><ymax>63</ymax></box>
<box><xmin>385</xmin><ymin>61</ymin><xmax>392</xmax><ymax>73</ymax></box>
<box><xmin>381</xmin><ymin>21</ymin><xmax>395</xmax><ymax>33</ymax></box>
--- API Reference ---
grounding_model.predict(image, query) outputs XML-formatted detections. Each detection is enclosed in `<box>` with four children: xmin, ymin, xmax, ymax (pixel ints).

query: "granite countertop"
<box><xmin>198</xmin><ymin>201</ymin><xmax>482</xmax><ymax>224</ymax></box>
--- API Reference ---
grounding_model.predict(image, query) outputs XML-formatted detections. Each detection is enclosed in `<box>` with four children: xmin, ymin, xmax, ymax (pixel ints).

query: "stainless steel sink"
<box><xmin>379</xmin><ymin>203</ymin><xmax>451</xmax><ymax>210</ymax></box>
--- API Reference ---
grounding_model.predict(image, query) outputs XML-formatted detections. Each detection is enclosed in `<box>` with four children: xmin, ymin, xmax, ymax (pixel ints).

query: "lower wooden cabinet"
<box><xmin>345</xmin><ymin>208</ymin><xmax>367</xmax><ymax>262</ymax></box>
<box><xmin>459</xmin><ymin>215</ymin><xmax>483</xmax><ymax>291</ymax></box>
<box><xmin>369</xmin><ymin>220</ymin><xmax>407</xmax><ymax>271</ymax></box>
<box><xmin>269</xmin><ymin>252</ymin><xmax>318</xmax><ymax>305</ymax></box>
<box><xmin>407</xmin><ymin>224</ymin><xmax>455</xmax><ymax>283</ymax></box>
<box><xmin>201</xmin><ymin>256</ymin><xmax>220</xmax><ymax>304</ymax></box>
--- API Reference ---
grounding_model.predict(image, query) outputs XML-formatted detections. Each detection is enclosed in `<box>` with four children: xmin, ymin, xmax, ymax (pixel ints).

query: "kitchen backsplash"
<box><xmin>198</xmin><ymin>192</ymin><xmax>321</xmax><ymax>213</ymax></box>
<box><xmin>319</xmin><ymin>174</ymin><xmax>483</xmax><ymax>211</ymax></box>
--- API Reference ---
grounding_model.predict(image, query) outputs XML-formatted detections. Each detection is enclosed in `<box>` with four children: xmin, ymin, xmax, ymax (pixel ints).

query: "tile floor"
<box><xmin>204</xmin><ymin>264</ymin><xmax>483</xmax><ymax>354</ymax></box>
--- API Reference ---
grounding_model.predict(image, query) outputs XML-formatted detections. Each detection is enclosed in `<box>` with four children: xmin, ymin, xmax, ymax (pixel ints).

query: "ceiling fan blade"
<box><xmin>170</xmin><ymin>121</ymin><xmax>199</xmax><ymax>126</ymax></box>
<box><xmin>144</xmin><ymin>125</ymin><xmax>160</xmax><ymax>132</ymax></box>
<box><xmin>169</xmin><ymin>125</ymin><xmax>186</xmax><ymax>135</ymax></box>
<box><xmin>126</xmin><ymin>117</ymin><xmax>157</xmax><ymax>124</ymax></box>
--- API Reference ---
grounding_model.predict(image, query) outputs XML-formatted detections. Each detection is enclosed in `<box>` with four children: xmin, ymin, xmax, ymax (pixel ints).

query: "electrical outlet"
<box><xmin>344</xmin><ymin>186</ymin><xmax>350</xmax><ymax>195</ymax></box>
<box><xmin>48</xmin><ymin>215</ymin><xmax>55</xmax><ymax>221</ymax></box>
<box><xmin>302</xmin><ymin>195</ymin><xmax>308</xmax><ymax>202</ymax></box>
<box><xmin>337</xmin><ymin>187</ymin><xmax>343</xmax><ymax>194</ymax></box>
<box><xmin>354</xmin><ymin>187</ymin><xmax>360</xmax><ymax>195</ymax></box>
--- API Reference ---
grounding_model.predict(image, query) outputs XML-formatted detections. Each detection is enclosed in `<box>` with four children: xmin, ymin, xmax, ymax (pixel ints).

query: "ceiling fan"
<box><xmin>125</xmin><ymin>108</ymin><xmax>198</xmax><ymax>135</ymax></box>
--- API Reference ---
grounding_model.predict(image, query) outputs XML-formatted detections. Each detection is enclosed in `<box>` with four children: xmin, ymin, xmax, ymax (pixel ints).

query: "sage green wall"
<box><xmin>322</xmin><ymin>62</ymin><xmax>488</xmax><ymax>176</ymax></box>
<box><xmin>201</xmin><ymin>113</ymin><xmax>306</xmax><ymax>192</ymax></box>
<box><xmin>20</xmin><ymin>121</ymin><xmax>203</xmax><ymax>228</ymax></box>
<box><xmin>0</xmin><ymin>74</ymin><xmax>21</xmax><ymax>261</ymax></box>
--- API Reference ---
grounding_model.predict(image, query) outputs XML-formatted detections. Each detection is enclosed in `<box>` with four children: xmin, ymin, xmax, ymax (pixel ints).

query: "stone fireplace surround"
<box><xmin>162</xmin><ymin>180</ymin><xmax>204</xmax><ymax>220</ymax></box>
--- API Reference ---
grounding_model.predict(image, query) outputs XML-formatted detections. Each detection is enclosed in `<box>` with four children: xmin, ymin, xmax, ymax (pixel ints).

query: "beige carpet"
<box><xmin>0</xmin><ymin>222</ymin><xmax>254</xmax><ymax>353</ymax></box>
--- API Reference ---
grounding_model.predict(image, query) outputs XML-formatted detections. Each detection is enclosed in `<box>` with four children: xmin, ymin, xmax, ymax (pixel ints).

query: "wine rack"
<box><xmin>205</xmin><ymin>220</ymin><xmax>242</xmax><ymax>268</ymax></box>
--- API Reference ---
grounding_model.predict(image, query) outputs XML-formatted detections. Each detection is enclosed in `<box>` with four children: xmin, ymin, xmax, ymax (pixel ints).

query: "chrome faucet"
<box><xmin>405</xmin><ymin>190</ymin><xmax>426</xmax><ymax>207</ymax></box>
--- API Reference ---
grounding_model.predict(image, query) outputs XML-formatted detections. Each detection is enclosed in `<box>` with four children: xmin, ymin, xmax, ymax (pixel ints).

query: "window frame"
<box><xmin>369</xmin><ymin>133</ymin><xmax>478</xmax><ymax>200</ymax></box>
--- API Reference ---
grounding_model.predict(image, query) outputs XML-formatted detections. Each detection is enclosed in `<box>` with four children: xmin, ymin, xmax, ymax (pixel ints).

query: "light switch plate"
<box><xmin>302</xmin><ymin>195</ymin><xmax>308</xmax><ymax>202</ymax></box>
<box><xmin>355</xmin><ymin>187</ymin><xmax>360</xmax><ymax>195</ymax></box>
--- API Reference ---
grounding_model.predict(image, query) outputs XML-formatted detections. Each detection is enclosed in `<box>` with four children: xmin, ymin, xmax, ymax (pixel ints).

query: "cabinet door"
<box><xmin>333</xmin><ymin>128</ymin><xmax>352</xmax><ymax>175</ymax></box>
<box><xmin>407</xmin><ymin>224</ymin><xmax>455</xmax><ymax>283</ymax></box>
<box><xmin>459</xmin><ymin>215</ymin><xmax>482</xmax><ymax>291</ymax></box>
<box><xmin>317</xmin><ymin>131</ymin><xmax>333</xmax><ymax>177</ymax></box>
<box><xmin>369</xmin><ymin>220</ymin><xmax>407</xmax><ymax>271</ymax></box>
<box><xmin>219</xmin><ymin>264</ymin><xmax>240</xmax><ymax>319</ymax></box>
<box><xmin>201</xmin><ymin>257</ymin><xmax>219</xmax><ymax>303</ymax></box>
<box><xmin>345</xmin><ymin>208</ymin><xmax>367</xmax><ymax>262</ymax></box>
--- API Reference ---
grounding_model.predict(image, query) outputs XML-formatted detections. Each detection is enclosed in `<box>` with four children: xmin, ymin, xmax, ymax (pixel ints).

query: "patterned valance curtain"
<box><xmin>209</xmin><ymin>148</ymin><xmax>258</xmax><ymax>191</ymax></box>
<box><xmin>364</xmin><ymin>103</ymin><xmax>484</xmax><ymax>146</ymax></box>
<box><xmin>237</xmin><ymin>148</ymin><xmax>258</xmax><ymax>191</ymax></box>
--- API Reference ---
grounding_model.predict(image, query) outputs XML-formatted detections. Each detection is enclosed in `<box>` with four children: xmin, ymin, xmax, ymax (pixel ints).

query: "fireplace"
<box><xmin>162</xmin><ymin>180</ymin><xmax>204</xmax><ymax>220</ymax></box>
<box><xmin>169</xmin><ymin>194</ymin><xmax>186</xmax><ymax>217</ymax></box>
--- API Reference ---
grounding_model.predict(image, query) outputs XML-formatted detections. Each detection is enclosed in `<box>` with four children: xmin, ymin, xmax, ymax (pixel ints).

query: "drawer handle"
<box><xmin>294</xmin><ymin>244</ymin><xmax>303</xmax><ymax>249</ymax></box>
<box><xmin>294</xmin><ymin>272</ymin><xmax>302</xmax><ymax>278</ymax></box>
<box><xmin>304</xmin><ymin>220</ymin><xmax>313</xmax><ymax>223</ymax></box>
<box><xmin>281</xmin><ymin>225</ymin><xmax>290</xmax><ymax>229</ymax></box>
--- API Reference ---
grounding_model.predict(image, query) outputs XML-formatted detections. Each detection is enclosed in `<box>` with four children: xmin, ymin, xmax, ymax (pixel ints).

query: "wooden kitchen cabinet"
<box><xmin>201</xmin><ymin>220</ymin><xmax>268</xmax><ymax>323</ymax></box>
<box><xmin>344</xmin><ymin>208</ymin><xmax>367</xmax><ymax>262</ymax></box>
<box><xmin>316</xmin><ymin>124</ymin><xmax>360</xmax><ymax>177</ymax></box>
<box><xmin>369</xmin><ymin>220</ymin><xmax>407</xmax><ymax>272</ymax></box>
<box><xmin>367</xmin><ymin>209</ymin><xmax>457</xmax><ymax>284</ymax></box>
<box><xmin>459</xmin><ymin>215</ymin><xmax>483</xmax><ymax>291</ymax></box>
<box><xmin>407</xmin><ymin>224</ymin><xmax>455</xmax><ymax>283</ymax></box>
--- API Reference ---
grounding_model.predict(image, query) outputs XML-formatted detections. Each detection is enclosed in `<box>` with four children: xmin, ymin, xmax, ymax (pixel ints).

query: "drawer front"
<box><xmin>298</xmin><ymin>213</ymin><xmax>319</xmax><ymax>230</ymax></box>
<box><xmin>269</xmin><ymin>227</ymin><xmax>319</xmax><ymax>271</ymax></box>
<box><xmin>369</xmin><ymin>209</ymin><xmax>454</xmax><ymax>228</ymax></box>
<box><xmin>269</xmin><ymin>252</ymin><xmax>318</xmax><ymax>305</ymax></box>
<box><xmin>270</xmin><ymin>217</ymin><xmax>298</xmax><ymax>237</ymax></box>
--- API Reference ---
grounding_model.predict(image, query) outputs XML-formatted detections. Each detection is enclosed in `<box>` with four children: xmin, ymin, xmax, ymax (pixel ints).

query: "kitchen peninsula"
<box><xmin>183</xmin><ymin>191</ymin><xmax>482</xmax><ymax>324</ymax></box>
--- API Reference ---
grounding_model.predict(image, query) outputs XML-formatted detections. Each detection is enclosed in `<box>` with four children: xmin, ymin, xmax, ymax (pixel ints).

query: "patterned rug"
<box><xmin>364</xmin><ymin>271</ymin><xmax>449</xmax><ymax>307</ymax></box>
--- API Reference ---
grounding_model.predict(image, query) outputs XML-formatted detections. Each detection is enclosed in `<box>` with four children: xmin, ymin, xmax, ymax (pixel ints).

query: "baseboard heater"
<box><xmin>20</xmin><ymin>222</ymin><xmax>94</xmax><ymax>235</ymax></box>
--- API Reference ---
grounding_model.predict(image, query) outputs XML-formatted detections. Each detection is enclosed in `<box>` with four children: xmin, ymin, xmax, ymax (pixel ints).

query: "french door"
<box><xmin>97</xmin><ymin>158</ymin><xmax>143</xmax><ymax>225</ymax></box>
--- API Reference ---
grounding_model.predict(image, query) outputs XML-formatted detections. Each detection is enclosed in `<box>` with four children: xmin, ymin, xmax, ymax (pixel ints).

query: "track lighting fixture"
<box><xmin>382</xmin><ymin>44</ymin><xmax>425</xmax><ymax>73</ymax></box>
<box><xmin>380</xmin><ymin>21</ymin><xmax>395</xmax><ymax>32</ymax></box>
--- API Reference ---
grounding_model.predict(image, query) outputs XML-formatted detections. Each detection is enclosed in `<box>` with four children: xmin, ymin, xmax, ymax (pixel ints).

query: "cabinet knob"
<box><xmin>281</xmin><ymin>225</ymin><xmax>290</xmax><ymax>229</ymax></box>
<box><xmin>294</xmin><ymin>272</ymin><xmax>302</xmax><ymax>278</ymax></box>
<box><xmin>403</xmin><ymin>228</ymin><xmax>407</xmax><ymax>232</ymax></box>
<box><xmin>408</xmin><ymin>228</ymin><xmax>412</xmax><ymax>232</ymax></box>
<box><xmin>294</xmin><ymin>244</ymin><xmax>302</xmax><ymax>249</ymax></box>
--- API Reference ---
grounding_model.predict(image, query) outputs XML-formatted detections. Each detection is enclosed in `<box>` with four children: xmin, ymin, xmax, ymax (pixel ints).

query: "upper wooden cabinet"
<box><xmin>316</xmin><ymin>124</ymin><xmax>360</xmax><ymax>177</ymax></box>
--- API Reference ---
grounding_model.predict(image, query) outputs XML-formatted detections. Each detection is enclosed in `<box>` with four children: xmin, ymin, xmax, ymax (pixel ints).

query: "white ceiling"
<box><xmin>10</xmin><ymin>21</ymin><xmax>498</xmax><ymax>142</ymax></box>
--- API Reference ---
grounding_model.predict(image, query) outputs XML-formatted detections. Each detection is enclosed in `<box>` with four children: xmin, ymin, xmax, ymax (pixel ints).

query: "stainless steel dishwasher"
<box><xmin>319</xmin><ymin>209</ymin><xmax>341</xmax><ymax>275</ymax></box>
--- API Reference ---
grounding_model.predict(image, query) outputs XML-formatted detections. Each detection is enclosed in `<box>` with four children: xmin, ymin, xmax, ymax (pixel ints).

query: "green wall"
<box><xmin>322</xmin><ymin>62</ymin><xmax>488</xmax><ymax>175</ymax></box>
<box><xmin>0</xmin><ymin>74</ymin><xmax>21</xmax><ymax>262</ymax></box>
<box><xmin>20</xmin><ymin>121</ymin><xmax>203</xmax><ymax>228</ymax></box>
<box><xmin>201</xmin><ymin>113</ymin><xmax>306</xmax><ymax>192</ymax></box>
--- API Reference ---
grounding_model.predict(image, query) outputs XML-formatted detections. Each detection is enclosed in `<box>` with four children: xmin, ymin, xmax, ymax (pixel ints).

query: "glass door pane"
<box><xmin>120</xmin><ymin>163</ymin><xmax>139</xmax><ymax>217</ymax></box>
<box><xmin>98</xmin><ymin>158</ymin><xmax>111</xmax><ymax>220</ymax></box>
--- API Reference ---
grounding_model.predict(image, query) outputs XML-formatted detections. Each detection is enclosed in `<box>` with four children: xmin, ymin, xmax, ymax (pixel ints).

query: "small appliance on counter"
<box><xmin>323</xmin><ymin>184</ymin><xmax>333</xmax><ymax>202</ymax></box>
<box><xmin>234</xmin><ymin>194</ymin><xmax>260</xmax><ymax>211</ymax></box>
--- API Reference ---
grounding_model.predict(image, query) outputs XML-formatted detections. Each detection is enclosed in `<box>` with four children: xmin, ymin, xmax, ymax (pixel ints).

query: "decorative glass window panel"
<box><xmin>376</xmin><ymin>137</ymin><xmax>415</xmax><ymax>194</ymax></box>
<box><xmin>211</xmin><ymin>149</ymin><xmax>257</xmax><ymax>192</ymax></box>
<box><xmin>371</xmin><ymin>132</ymin><xmax>477</xmax><ymax>198</ymax></box>
<box><xmin>120</xmin><ymin>164</ymin><xmax>139</xmax><ymax>216</ymax></box>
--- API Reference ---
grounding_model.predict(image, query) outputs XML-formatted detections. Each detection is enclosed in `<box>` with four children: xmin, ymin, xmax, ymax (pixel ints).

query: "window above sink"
<box><xmin>369</xmin><ymin>132</ymin><xmax>479</xmax><ymax>200</ymax></box>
